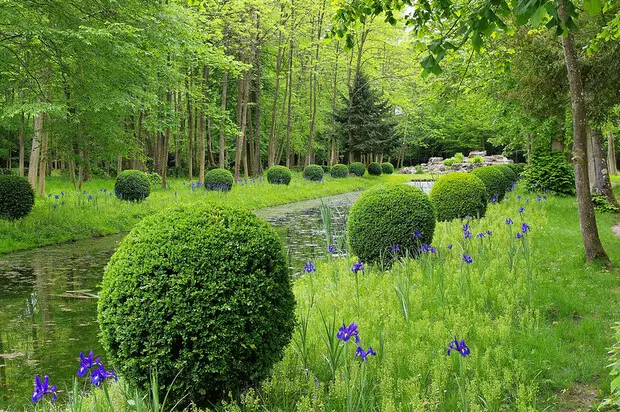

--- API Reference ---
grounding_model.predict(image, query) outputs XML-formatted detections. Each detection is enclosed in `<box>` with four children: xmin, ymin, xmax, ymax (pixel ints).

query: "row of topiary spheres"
<box><xmin>265</xmin><ymin>162</ymin><xmax>395</xmax><ymax>185</ymax></box>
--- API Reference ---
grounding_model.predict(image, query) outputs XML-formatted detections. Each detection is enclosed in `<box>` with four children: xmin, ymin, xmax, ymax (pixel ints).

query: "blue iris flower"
<box><xmin>351</xmin><ymin>260</ymin><xmax>364</xmax><ymax>274</ymax></box>
<box><xmin>90</xmin><ymin>364</ymin><xmax>117</xmax><ymax>387</ymax></box>
<box><xmin>391</xmin><ymin>245</ymin><xmax>400</xmax><ymax>253</ymax></box>
<box><xmin>506</xmin><ymin>218</ymin><xmax>513</xmax><ymax>225</ymax></box>
<box><xmin>447</xmin><ymin>337</ymin><xmax>471</xmax><ymax>357</ymax></box>
<box><xmin>31</xmin><ymin>375</ymin><xmax>57</xmax><ymax>403</ymax></box>
<box><xmin>462</xmin><ymin>254</ymin><xmax>473</xmax><ymax>264</ymax></box>
<box><xmin>521</xmin><ymin>222</ymin><xmax>530</xmax><ymax>233</ymax></box>
<box><xmin>304</xmin><ymin>262</ymin><xmax>316</xmax><ymax>273</ymax></box>
<box><xmin>355</xmin><ymin>345</ymin><xmax>377</xmax><ymax>361</ymax></box>
<box><xmin>77</xmin><ymin>350</ymin><xmax>101</xmax><ymax>377</ymax></box>
<box><xmin>413</xmin><ymin>231</ymin><xmax>423</xmax><ymax>239</ymax></box>
<box><xmin>518</xmin><ymin>207</ymin><xmax>525</xmax><ymax>214</ymax></box>
<box><xmin>446</xmin><ymin>244</ymin><xmax>453</xmax><ymax>249</ymax></box>
<box><xmin>328</xmin><ymin>245</ymin><xmax>336</xmax><ymax>253</ymax></box>
<box><xmin>337</xmin><ymin>322</ymin><xmax>360</xmax><ymax>343</ymax></box>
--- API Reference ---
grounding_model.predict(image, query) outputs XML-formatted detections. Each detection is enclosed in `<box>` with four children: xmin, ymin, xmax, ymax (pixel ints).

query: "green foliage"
<box><xmin>381</xmin><ymin>162</ymin><xmax>395</xmax><ymax>174</ymax></box>
<box><xmin>497</xmin><ymin>165</ymin><xmax>518</xmax><ymax>184</ymax></box>
<box><xmin>348</xmin><ymin>162</ymin><xmax>366</xmax><ymax>177</ymax></box>
<box><xmin>330</xmin><ymin>164</ymin><xmax>349</xmax><ymax>178</ymax></box>
<box><xmin>430</xmin><ymin>172</ymin><xmax>488</xmax><ymax>221</ymax></box>
<box><xmin>114</xmin><ymin>170</ymin><xmax>151</xmax><ymax>202</ymax></box>
<box><xmin>321</xmin><ymin>165</ymin><xmax>332</xmax><ymax>173</ymax></box>
<box><xmin>522</xmin><ymin>152</ymin><xmax>575</xmax><ymax>195</ymax></box>
<box><xmin>442</xmin><ymin>158</ymin><xmax>457</xmax><ymax>166</ymax></box>
<box><xmin>367</xmin><ymin>162</ymin><xmax>382</xmax><ymax>176</ymax></box>
<box><xmin>468</xmin><ymin>155</ymin><xmax>484</xmax><ymax>164</ymax></box>
<box><xmin>167</xmin><ymin>167</ymin><xmax>188</xmax><ymax>179</ymax></box>
<box><xmin>347</xmin><ymin>184</ymin><xmax>436</xmax><ymax>263</ymax></box>
<box><xmin>507</xmin><ymin>163</ymin><xmax>526</xmax><ymax>176</ymax></box>
<box><xmin>267</xmin><ymin>166</ymin><xmax>292</xmax><ymax>185</ymax></box>
<box><xmin>145</xmin><ymin>172</ymin><xmax>162</xmax><ymax>186</ymax></box>
<box><xmin>205</xmin><ymin>168</ymin><xmax>234</xmax><ymax>191</ymax></box>
<box><xmin>601</xmin><ymin>323</ymin><xmax>620</xmax><ymax>410</ymax></box>
<box><xmin>470</xmin><ymin>166</ymin><xmax>507</xmax><ymax>202</ymax></box>
<box><xmin>591</xmin><ymin>193</ymin><xmax>620</xmax><ymax>213</ymax></box>
<box><xmin>303</xmin><ymin>165</ymin><xmax>324</xmax><ymax>182</ymax></box>
<box><xmin>0</xmin><ymin>169</ymin><xmax>15</xmax><ymax>175</ymax></box>
<box><xmin>0</xmin><ymin>175</ymin><xmax>35</xmax><ymax>220</ymax></box>
<box><xmin>98</xmin><ymin>204</ymin><xmax>296</xmax><ymax>407</ymax></box>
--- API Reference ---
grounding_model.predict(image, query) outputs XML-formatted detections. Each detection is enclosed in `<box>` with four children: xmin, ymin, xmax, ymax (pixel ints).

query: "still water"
<box><xmin>0</xmin><ymin>182</ymin><xmax>432</xmax><ymax>407</ymax></box>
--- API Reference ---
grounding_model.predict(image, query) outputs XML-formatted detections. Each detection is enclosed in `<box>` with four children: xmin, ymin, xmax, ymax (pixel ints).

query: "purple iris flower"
<box><xmin>521</xmin><ymin>222</ymin><xmax>530</xmax><ymax>233</ymax></box>
<box><xmin>517</xmin><ymin>196</ymin><xmax>522</xmax><ymax>200</ymax></box>
<box><xmin>53</xmin><ymin>204</ymin><xmax>57</xmax><ymax>210</ymax></box>
<box><xmin>355</xmin><ymin>345</ymin><xmax>377</xmax><ymax>361</ymax></box>
<box><xmin>446</xmin><ymin>244</ymin><xmax>453</xmax><ymax>249</ymax></box>
<box><xmin>391</xmin><ymin>245</ymin><xmax>400</xmax><ymax>253</ymax></box>
<box><xmin>518</xmin><ymin>207</ymin><xmax>525</xmax><ymax>214</ymax></box>
<box><xmin>88</xmin><ymin>195</ymin><xmax>93</xmax><ymax>201</ymax></box>
<box><xmin>413</xmin><ymin>231</ymin><xmax>423</xmax><ymax>239</ymax></box>
<box><xmin>486</xmin><ymin>230</ymin><xmax>492</xmax><ymax>236</ymax></box>
<box><xmin>506</xmin><ymin>218</ymin><xmax>513</xmax><ymax>225</ymax></box>
<box><xmin>54</xmin><ymin>195</ymin><xmax>59</xmax><ymax>200</ymax></box>
<box><xmin>516</xmin><ymin>233</ymin><xmax>523</xmax><ymax>239</ymax></box>
<box><xmin>462</xmin><ymin>254</ymin><xmax>473</xmax><ymax>264</ymax></box>
<box><xmin>447</xmin><ymin>337</ymin><xmax>471</xmax><ymax>357</ymax></box>
<box><xmin>77</xmin><ymin>350</ymin><xmax>101</xmax><ymax>377</ymax></box>
<box><xmin>328</xmin><ymin>245</ymin><xmax>336</xmax><ymax>253</ymax></box>
<box><xmin>419</xmin><ymin>244</ymin><xmax>437</xmax><ymax>254</ymax></box>
<box><xmin>490</xmin><ymin>197</ymin><xmax>497</xmax><ymax>203</ymax></box>
<box><xmin>304</xmin><ymin>262</ymin><xmax>316</xmax><ymax>273</ymax></box>
<box><xmin>31</xmin><ymin>375</ymin><xmax>57</xmax><ymax>403</ymax></box>
<box><xmin>464</xmin><ymin>230</ymin><xmax>472</xmax><ymax>239</ymax></box>
<box><xmin>337</xmin><ymin>323</ymin><xmax>360</xmax><ymax>343</ymax></box>
<box><xmin>476</xmin><ymin>233</ymin><xmax>485</xmax><ymax>239</ymax></box>
<box><xmin>90</xmin><ymin>364</ymin><xmax>117</xmax><ymax>387</ymax></box>
<box><xmin>536</xmin><ymin>195</ymin><xmax>542</xmax><ymax>202</ymax></box>
<box><xmin>543</xmin><ymin>195</ymin><xmax>547</xmax><ymax>200</ymax></box>
<box><xmin>351</xmin><ymin>260</ymin><xmax>364</xmax><ymax>274</ymax></box>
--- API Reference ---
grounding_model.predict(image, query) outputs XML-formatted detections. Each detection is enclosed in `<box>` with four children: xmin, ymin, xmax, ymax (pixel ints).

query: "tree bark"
<box><xmin>285</xmin><ymin>32</ymin><xmax>294</xmax><ymax>168</ymax></box>
<box><xmin>19</xmin><ymin>112</ymin><xmax>25</xmax><ymax>177</ymax></box>
<box><xmin>609</xmin><ymin>132</ymin><xmax>617</xmax><ymax>175</ymax></box>
<box><xmin>590</xmin><ymin>127</ymin><xmax>618</xmax><ymax>207</ymax></box>
<box><xmin>307</xmin><ymin>0</ymin><xmax>327</xmax><ymax>166</ymax></box>
<box><xmin>187</xmin><ymin>87</ymin><xmax>194</xmax><ymax>180</ymax></box>
<box><xmin>559</xmin><ymin>0</ymin><xmax>609</xmax><ymax>265</ymax></box>
<box><xmin>37</xmin><ymin>112</ymin><xmax>48</xmax><ymax>197</ymax></box>
<box><xmin>162</xmin><ymin>91</ymin><xmax>172</xmax><ymax>188</ymax></box>
<box><xmin>268</xmin><ymin>30</ymin><xmax>284</xmax><ymax>167</ymax></box>
<box><xmin>219</xmin><ymin>72</ymin><xmax>228</xmax><ymax>168</ymax></box>
<box><xmin>28</xmin><ymin>113</ymin><xmax>43</xmax><ymax>191</ymax></box>
<box><xmin>235</xmin><ymin>71</ymin><xmax>251</xmax><ymax>180</ymax></box>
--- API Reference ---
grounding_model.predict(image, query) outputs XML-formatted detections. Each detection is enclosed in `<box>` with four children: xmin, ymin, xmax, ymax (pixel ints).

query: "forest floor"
<box><xmin>0</xmin><ymin>172</ymin><xmax>419</xmax><ymax>254</ymax></box>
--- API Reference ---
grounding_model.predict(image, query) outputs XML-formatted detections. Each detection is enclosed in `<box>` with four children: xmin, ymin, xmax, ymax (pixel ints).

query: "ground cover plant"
<box><xmin>22</xmin><ymin>182</ymin><xmax>620</xmax><ymax>411</ymax></box>
<box><xmin>0</xmin><ymin>173</ymin><xmax>411</xmax><ymax>254</ymax></box>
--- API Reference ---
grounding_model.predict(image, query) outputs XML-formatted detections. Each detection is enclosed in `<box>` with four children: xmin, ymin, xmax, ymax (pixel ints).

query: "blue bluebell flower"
<box><xmin>31</xmin><ymin>375</ymin><xmax>57</xmax><ymax>403</ymax></box>
<box><xmin>355</xmin><ymin>345</ymin><xmax>377</xmax><ymax>361</ymax></box>
<box><xmin>447</xmin><ymin>337</ymin><xmax>471</xmax><ymax>357</ymax></box>
<box><xmin>337</xmin><ymin>323</ymin><xmax>360</xmax><ymax>343</ymax></box>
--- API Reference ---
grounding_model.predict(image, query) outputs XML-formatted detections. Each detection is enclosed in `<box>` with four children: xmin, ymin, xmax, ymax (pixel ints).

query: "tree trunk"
<box><xmin>235</xmin><ymin>71</ymin><xmax>251</xmax><ymax>180</ymax></box>
<box><xmin>19</xmin><ymin>112</ymin><xmax>25</xmax><ymax>177</ymax></box>
<box><xmin>162</xmin><ymin>91</ymin><xmax>172</xmax><ymax>188</ymax></box>
<box><xmin>187</xmin><ymin>89</ymin><xmax>194</xmax><ymax>180</ymax></box>
<box><xmin>558</xmin><ymin>0</ymin><xmax>609</xmax><ymax>265</ymax></box>
<box><xmin>207</xmin><ymin>117</ymin><xmax>215</xmax><ymax>167</ymax></box>
<box><xmin>285</xmin><ymin>32</ymin><xmax>294</xmax><ymax>168</ymax></box>
<box><xmin>307</xmin><ymin>0</ymin><xmax>326</xmax><ymax>166</ymax></box>
<box><xmin>199</xmin><ymin>109</ymin><xmax>206</xmax><ymax>183</ymax></box>
<box><xmin>330</xmin><ymin>42</ymin><xmax>340</xmax><ymax>165</ymax></box>
<box><xmin>37</xmin><ymin>112</ymin><xmax>49</xmax><ymax>197</ymax></box>
<box><xmin>253</xmin><ymin>16</ymin><xmax>262</xmax><ymax>176</ymax></box>
<box><xmin>268</xmin><ymin>31</ymin><xmax>284</xmax><ymax>167</ymax></box>
<box><xmin>590</xmin><ymin>127</ymin><xmax>618</xmax><ymax>207</ymax></box>
<box><xmin>28</xmin><ymin>113</ymin><xmax>43</xmax><ymax>191</ymax></box>
<box><xmin>609</xmin><ymin>132</ymin><xmax>617</xmax><ymax>175</ymax></box>
<box><xmin>219</xmin><ymin>72</ymin><xmax>228</xmax><ymax>168</ymax></box>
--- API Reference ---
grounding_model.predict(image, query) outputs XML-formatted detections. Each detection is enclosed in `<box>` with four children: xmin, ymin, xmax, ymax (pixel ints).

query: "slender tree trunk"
<box><xmin>28</xmin><ymin>113</ymin><xmax>43</xmax><ymax>190</ymax></box>
<box><xmin>307</xmin><ymin>0</ymin><xmax>326</xmax><ymax>166</ymax></box>
<box><xmin>590</xmin><ymin>127</ymin><xmax>618</xmax><ymax>207</ymax></box>
<box><xmin>187</xmin><ymin>89</ymin><xmax>194</xmax><ymax>180</ymax></box>
<box><xmin>235</xmin><ymin>72</ymin><xmax>251</xmax><ymax>180</ymax></box>
<box><xmin>117</xmin><ymin>155</ymin><xmax>123</xmax><ymax>174</ymax></box>
<box><xmin>268</xmin><ymin>30</ymin><xmax>284</xmax><ymax>167</ymax></box>
<box><xmin>285</xmin><ymin>32</ymin><xmax>294</xmax><ymax>168</ymax></box>
<box><xmin>609</xmin><ymin>132</ymin><xmax>617</xmax><ymax>175</ymax></box>
<box><xmin>330</xmin><ymin>42</ymin><xmax>340</xmax><ymax>165</ymax></box>
<box><xmin>37</xmin><ymin>113</ymin><xmax>48</xmax><ymax>197</ymax></box>
<box><xmin>219</xmin><ymin>72</ymin><xmax>228</xmax><ymax>168</ymax></box>
<box><xmin>162</xmin><ymin>90</ymin><xmax>172</xmax><ymax>188</ymax></box>
<box><xmin>19</xmin><ymin>112</ymin><xmax>25</xmax><ymax>177</ymax></box>
<box><xmin>207</xmin><ymin>117</ymin><xmax>215</xmax><ymax>167</ymax></box>
<box><xmin>78</xmin><ymin>150</ymin><xmax>84</xmax><ymax>190</ymax></box>
<box><xmin>559</xmin><ymin>0</ymin><xmax>609</xmax><ymax>264</ymax></box>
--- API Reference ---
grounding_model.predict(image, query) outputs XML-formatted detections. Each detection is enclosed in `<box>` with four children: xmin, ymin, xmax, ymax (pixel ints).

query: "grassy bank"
<box><xmin>22</xmin><ymin>185</ymin><xmax>620</xmax><ymax>411</ymax></box>
<box><xmin>0</xmin><ymin>173</ymin><xmax>415</xmax><ymax>254</ymax></box>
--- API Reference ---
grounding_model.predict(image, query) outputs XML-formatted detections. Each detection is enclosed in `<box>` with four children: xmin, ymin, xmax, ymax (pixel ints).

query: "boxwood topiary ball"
<box><xmin>381</xmin><ymin>162</ymin><xmax>395</xmax><ymax>174</ymax></box>
<box><xmin>303</xmin><ymin>164</ymin><xmax>324</xmax><ymax>181</ymax></box>
<box><xmin>267</xmin><ymin>165</ymin><xmax>292</xmax><ymax>185</ymax></box>
<box><xmin>496</xmin><ymin>165</ymin><xmax>517</xmax><ymax>187</ymax></box>
<box><xmin>145</xmin><ymin>172</ymin><xmax>162</xmax><ymax>186</ymax></box>
<box><xmin>330</xmin><ymin>164</ymin><xmax>349</xmax><ymax>178</ymax></box>
<box><xmin>430</xmin><ymin>172</ymin><xmax>488</xmax><ymax>221</ymax></box>
<box><xmin>205</xmin><ymin>168</ymin><xmax>234</xmax><ymax>191</ymax></box>
<box><xmin>349</xmin><ymin>162</ymin><xmax>366</xmax><ymax>177</ymax></box>
<box><xmin>321</xmin><ymin>165</ymin><xmax>332</xmax><ymax>173</ymax></box>
<box><xmin>0</xmin><ymin>175</ymin><xmax>35</xmax><ymax>220</ymax></box>
<box><xmin>347</xmin><ymin>185</ymin><xmax>436</xmax><ymax>263</ymax></box>
<box><xmin>115</xmin><ymin>170</ymin><xmax>151</xmax><ymax>202</ymax></box>
<box><xmin>98</xmin><ymin>204</ymin><xmax>296</xmax><ymax>407</ymax></box>
<box><xmin>368</xmin><ymin>162</ymin><xmax>382</xmax><ymax>176</ymax></box>
<box><xmin>470</xmin><ymin>166</ymin><xmax>508</xmax><ymax>202</ymax></box>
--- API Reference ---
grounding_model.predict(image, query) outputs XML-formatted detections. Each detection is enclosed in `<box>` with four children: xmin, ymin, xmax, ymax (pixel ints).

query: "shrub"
<box><xmin>442</xmin><ymin>158</ymin><xmax>457</xmax><ymax>166</ymax></box>
<box><xmin>205</xmin><ymin>168</ymin><xmax>234</xmax><ymax>191</ymax></box>
<box><xmin>0</xmin><ymin>169</ymin><xmax>14</xmax><ymax>175</ymax></box>
<box><xmin>347</xmin><ymin>185</ymin><xmax>436</xmax><ymax>263</ymax></box>
<box><xmin>98</xmin><ymin>204</ymin><xmax>295</xmax><ymax>407</ymax></box>
<box><xmin>330</xmin><ymin>164</ymin><xmax>349</xmax><ymax>178</ymax></box>
<box><xmin>321</xmin><ymin>165</ymin><xmax>332</xmax><ymax>173</ymax></box>
<box><xmin>507</xmin><ymin>163</ymin><xmax>525</xmax><ymax>176</ymax></box>
<box><xmin>349</xmin><ymin>162</ymin><xmax>366</xmax><ymax>177</ymax></box>
<box><xmin>521</xmin><ymin>152</ymin><xmax>575</xmax><ymax>195</ymax></box>
<box><xmin>468</xmin><ymin>155</ymin><xmax>484</xmax><ymax>164</ymax></box>
<box><xmin>115</xmin><ymin>170</ymin><xmax>151</xmax><ymax>202</ymax></box>
<box><xmin>367</xmin><ymin>162</ymin><xmax>382</xmax><ymax>176</ymax></box>
<box><xmin>430</xmin><ymin>173</ymin><xmax>487</xmax><ymax>222</ymax></box>
<box><xmin>470</xmin><ymin>166</ymin><xmax>507</xmax><ymax>202</ymax></box>
<box><xmin>303</xmin><ymin>164</ymin><xmax>324</xmax><ymax>181</ymax></box>
<box><xmin>267</xmin><ymin>165</ymin><xmax>292</xmax><ymax>185</ymax></box>
<box><xmin>0</xmin><ymin>175</ymin><xmax>35</xmax><ymax>220</ymax></box>
<box><xmin>381</xmin><ymin>162</ymin><xmax>394</xmax><ymax>174</ymax></box>
<box><xmin>601</xmin><ymin>322</ymin><xmax>620</xmax><ymax>409</ymax></box>
<box><xmin>145</xmin><ymin>172</ymin><xmax>162</xmax><ymax>186</ymax></box>
<box><xmin>496</xmin><ymin>165</ymin><xmax>517</xmax><ymax>186</ymax></box>
<box><xmin>592</xmin><ymin>193</ymin><xmax>620</xmax><ymax>213</ymax></box>
<box><xmin>454</xmin><ymin>152</ymin><xmax>465</xmax><ymax>163</ymax></box>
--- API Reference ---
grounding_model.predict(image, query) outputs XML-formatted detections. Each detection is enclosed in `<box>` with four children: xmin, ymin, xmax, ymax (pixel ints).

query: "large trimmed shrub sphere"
<box><xmin>368</xmin><ymin>162</ymin><xmax>382</xmax><ymax>176</ymax></box>
<box><xmin>349</xmin><ymin>162</ymin><xmax>366</xmax><ymax>177</ymax></box>
<box><xmin>508</xmin><ymin>163</ymin><xmax>526</xmax><ymax>176</ymax></box>
<box><xmin>0</xmin><ymin>175</ymin><xmax>35</xmax><ymax>220</ymax></box>
<box><xmin>303</xmin><ymin>164</ymin><xmax>324</xmax><ymax>181</ymax></box>
<box><xmin>115</xmin><ymin>170</ymin><xmax>151</xmax><ymax>202</ymax></box>
<box><xmin>430</xmin><ymin>172</ymin><xmax>488</xmax><ymax>221</ymax></box>
<box><xmin>347</xmin><ymin>185</ymin><xmax>436</xmax><ymax>263</ymax></box>
<box><xmin>145</xmin><ymin>172</ymin><xmax>162</xmax><ymax>186</ymax></box>
<box><xmin>330</xmin><ymin>164</ymin><xmax>349</xmax><ymax>178</ymax></box>
<box><xmin>98</xmin><ymin>205</ymin><xmax>296</xmax><ymax>406</ymax></box>
<box><xmin>267</xmin><ymin>165</ymin><xmax>292</xmax><ymax>185</ymax></box>
<box><xmin>321</xmin><ymin>165</ymin><xmax>332</xmax><ymax>173</ymax></box>
<box><xmin>381</xmin><ymin>162</ymin><xmax>395</xmax><ymax>174</ymax></box>
<box><xmin>470</xmin><ymin>166</ymin><xmax>507</xmax><ymax>202</ymax></box>
<box><xmin>496</xmin><ymin>165</ymin><xmax>517</xmax><ymax>186</ymax></box>
<box><xmin>205</xmin><ymin>168</ymin><xmax>234</xmax><ymax>191</ymax></box>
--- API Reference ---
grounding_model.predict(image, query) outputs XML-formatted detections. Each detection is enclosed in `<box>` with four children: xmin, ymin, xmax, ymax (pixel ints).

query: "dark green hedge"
<box><xmin>368</xmin><ymin>162</ymin><xmax>382</xmax><ymax>176</ymax></box>
<box><xmin>205</xmin><ymin>168</ymin><xmax>234</xmax><ymax>191</ymax></box>
<box><xmin>267</xmin><ymin>166</ymin><xmax>292</xmax><ymax>185</ymax></box>
<box><xmin>430</xmin><ymin>172</ymin><xmax>488</xmax><ymax>221</ymax></box>
<box><xmin>0</xmin><ymin>175</ymin><xmax>34</xmax><ymax>220</ymax></box>
<box><xmin>347</xmin><ymin>185</ymin><xmax>436</xmax><ymax>263</ymax></box>
<box><xmin>115</xmin><ymin>170</ymin><xmax>151</xmax><ymax>202</ymax></box>
<box><xmin>98</xmin><ymin>204</ymin><xmax>296</xmax><ymax>407</ymax></box>
<box><xmin>507</xmin><ymin>163</ymin><xmax>525</xmax><ymax>177</ymax></box>
<box><xmin>303</xmin><ymin>164</ymin><xmax>324</xmax><ymax>181</ymax></box>
<box><xmin>349</xmin><ymin>162</ymin><xmax>366</xmax><ymax>177</ymax></box>
<box><xmin>470</xmin><ymin>166</ymin><xmax>507</xmax><ymax>202</ymax></box>
<box><xmin>522</xmin><ymin>152</ymin><xmax>575</xmax><ymax>195</ymax></box>
<box><xmin>495</xmin><ymin>165</ymin><xmax>517</xmax><ymax>187</ymax></box>
<box><xmin>330</xmin><ymin>164</ymin><xmax>349</xmax><ymax>178</ymax></box>
<box><xmin>381</xmin><ymin>162</ymin><xmax>395</xmax><ymax>174</ymax></box>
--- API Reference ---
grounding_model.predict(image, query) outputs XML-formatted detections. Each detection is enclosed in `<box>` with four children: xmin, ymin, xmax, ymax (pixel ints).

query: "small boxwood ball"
<box><xmin>145</xmin><ymin>172</ymin><xmax>162</xmax><ymax>186</ymax></box>
<box><xmin>496</xmin><ymin>165</ymin><xmax>517</xmax><ymax>186</ymax></box>
<box><xmin>330</xmin><ymin>164</ymin><xmax>349</xmax><ymax>178</ymax></box>
<box><xmin>267</xmin><ymin>165</ymin><xmax>292</xmax><ymax>185</ymax></box>
<box><xmin>98</xmin><ymin>204</ymin><xmax>296</xmax><ymax>406</ymax></box>
<box><xmin>0</xmin><ymin>175</ymin><xmax>35</xmax><ymax>220</ymax></box>
<box><xmin>321</xmin><ymin>165</ymin><xmax>332</xmax><ymax>173</ymax></box>
<box><xmin>347</xmin><ymin>185</ymin><xmax>436</xmax><ymax>263</ymax></box>
<box><xmin>349</xmin><ymin>162</ymin><xmax>366</xmax><ymax>177</ymax></box>
<box><xmin>303</xmin><ymin>164</ymin><xmax>324</xmax><ymax>181</ymax></box>
<box><xmin>430</xmin><ymin>172</ymin><xmax>488</xmax><ymax>221</ymax></box>
<box><xmin>381</xmin><ymin>162</ymin><xmax>395</xmax><ymax>174</ymax></box>
<box><xmin>368</xmin><ymin>162</ymin><xmax>382</xmax><ymax>176</ymax></box>
<box><xmin>470</xmin><ymin>166</ymin><xmax>508</xmax><ymax>202</ymax></box>
<box><xmin>115</xmin><ymin>170</ymin><xmax>151</xmax><ymax>202</ymax></box>
<box><xmin>205</xmin><ymin>168</ymin><xmax>234</xmax><ymax>191</ymax></box>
